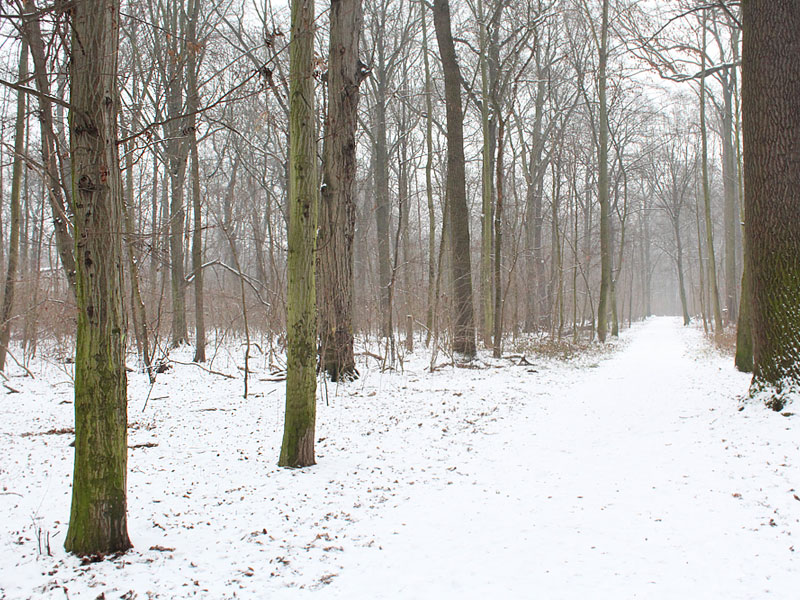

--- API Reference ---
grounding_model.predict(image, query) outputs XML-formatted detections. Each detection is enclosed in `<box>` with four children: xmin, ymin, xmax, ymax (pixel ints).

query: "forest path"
<box><xmin>312</xmin><ymin>318</ymin><xmax>798</xmax><ymax>599</ymax></box>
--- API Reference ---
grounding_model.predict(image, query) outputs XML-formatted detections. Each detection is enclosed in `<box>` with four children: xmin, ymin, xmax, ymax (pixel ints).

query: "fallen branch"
<box><xmin>0</xmin><ymin>343</ymin><xmax>34</xmax><ymax>379</ymax></box>
<box><xmin>168</xmin><ymin>358</ymin><xmax>235</xmax><ymax>379</ymax></box>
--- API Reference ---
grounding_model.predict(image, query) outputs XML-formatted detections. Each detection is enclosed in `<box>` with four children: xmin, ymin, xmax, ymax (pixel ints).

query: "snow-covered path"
<box><xmin>311</xmin><ymin>318</ymin><xmax>799</xmax><ymax>599</ymax></box>
<box><xmin>2</xmin><ymin>317</ymin><xmax>798</xmax><ymax>599</ymax></box>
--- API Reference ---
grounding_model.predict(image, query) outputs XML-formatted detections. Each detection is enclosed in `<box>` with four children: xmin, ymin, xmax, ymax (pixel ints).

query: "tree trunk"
<box><xmin>0</xmin><ymin>38</ymin><xmax>27</xmax><ymax>371</ymax></box>
<box><xmin>673</xmin><ymin>217</ymin><xmax>690</xmax><ymax>326</ymax></box>
<box><xmin>741</xmin><ymin>0</ymin><xmax>800</xmax><ymax>409</ymax></box>
<box><xmin>735</xmin><ymin>256</ymin><xmax>753</xmax><ymax>372</ymax></box>
<box><xmin>373</xmin><ymin>34</ymin><xmax>392</xmax><ymax>340</ymax></box>
<box><xmin>721</xmin><ymin>71</ymin><xmax>739</xmax><ymax>325</ymax></box>
<box><xmin>186</xmin><ymin>0</ymin><xmax>205</xmax><ymax>363</ymax></box>
<box><xmin>699</xmin><ymin>10</ymin><xmax>724</xmax><ymax>337</ymax></box>
<box><xmin>596</xmin><ymin>0</ymin><xmax>611</xmax><ymax>343</ymax></box>
<box><xmin>279</xmin><ymin>0</ymin><xmax>317</xmax><ymax>467</ymax></box>
<box><xmin>65</xmin><ymin>0</ymin><xmax>131</xmax><ymax>554</ymax></box>
<box><xmin>524</xmin><ymin>63</ymin><xmax>547</xmax><ymax>333</ymax></box>
<box><xmin>421</xmin><ymin>1</ymin><xmax>436</xmax><ymax>345</ymax></box>
<box><xmin>492</xmin><ymin>118</ymin><xmax>504</xmax><ymax>358</ymax></box>
<box><xmin>319</xmin><ymin>0</ymin><xmax>363</xmax><ymax>381</ymax></box>
<box><xmin>22</xmin><ymin>8</ymin><xmax>76</xmax><ymax>292</ymax></box>
<box><xmin>123</xmin><ymin>134</ymin><xmax>152</xmax><ymax>380</ymax></box>
<box><xmin>166</xmin><ymin>0</ymin><xmax>189</xmax><ymax>347</ymax></box>
<box><xmin>433</xmin><ymin>0</ymin><xmax>476</xmax><ymax>358</ymax></box>
<box><xmin>478</xmin><ymin>0</ymin><xmax>494</xmax><ymax>347</ymax></box>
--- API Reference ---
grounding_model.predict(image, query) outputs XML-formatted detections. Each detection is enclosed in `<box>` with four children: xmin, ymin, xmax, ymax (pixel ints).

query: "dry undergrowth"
<box><xmin>506</xmin><ymin>332</ymin><xmax>619</xmax><ymax>363</ymax></box>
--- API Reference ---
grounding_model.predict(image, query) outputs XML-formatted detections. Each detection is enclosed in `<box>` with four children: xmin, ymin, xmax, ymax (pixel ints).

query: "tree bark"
<box><xmin>279</xmin><ymin>0</ymin><xmax>317</xmax><ymax>467</ymax></box>
<box><xmin>319</xmin><ymin>0</ymin><xmax>363</xmax><ymax>381</ymax></box>
<box><xmin>741</xmin><ymin>0</ymin><xmax>800</xmax><ymax>409</ymax></box>
<box><xmin>433</xmin><ymin>0</ymin><xmax>476</xmax><ymax>357</ymax></box>
<box><xmin>65</xmin><ymin>0</ymin><xmax>131</xmax><ymax>554</ymax></box>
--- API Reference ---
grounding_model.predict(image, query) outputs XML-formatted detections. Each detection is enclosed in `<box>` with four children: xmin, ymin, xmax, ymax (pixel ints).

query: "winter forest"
<box><xmin>2</xmin><ymin>0</ymin><xmax>800</xmax><ymax>597</ymax></box>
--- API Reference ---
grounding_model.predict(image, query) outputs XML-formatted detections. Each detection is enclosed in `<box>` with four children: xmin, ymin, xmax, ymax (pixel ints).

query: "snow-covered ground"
<box><xmin>1</xmin><ymin>317</ymin><xmax>798</xmax><ymax>599</ymax></box>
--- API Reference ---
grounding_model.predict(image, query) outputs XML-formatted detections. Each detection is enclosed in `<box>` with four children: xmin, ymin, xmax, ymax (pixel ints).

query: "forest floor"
<box><xmin>1</xmin><ymin>317</ymin><xmax>799</xmax><ymax>599</ymax></box>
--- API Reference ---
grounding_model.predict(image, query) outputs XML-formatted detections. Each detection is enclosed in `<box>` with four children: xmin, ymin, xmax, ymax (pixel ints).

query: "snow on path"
<box><xmin>304</xmin><ymin>318</ymin><xmax>799</xmax><ymax>600</ymax></box>
<box><xmin>1</xmin><ymin>317</ymin><xmax>798</xmax><ymax>599</ymax></box>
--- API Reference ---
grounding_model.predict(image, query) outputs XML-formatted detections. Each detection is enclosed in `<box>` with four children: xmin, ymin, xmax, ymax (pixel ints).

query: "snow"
<box><xmin>1</xmin><ymin>317</ymin><xmax>798</xmax><ymax>598</ymax></box>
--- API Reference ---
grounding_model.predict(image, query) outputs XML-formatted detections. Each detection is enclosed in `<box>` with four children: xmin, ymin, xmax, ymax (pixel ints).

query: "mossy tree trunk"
<box><xmin>279</xmin><ymin>0</ymin><xmax>317</xmax><ymax>467</ymax></box>
<box><xmin>433</xmin><ymin>0</ymin><xmax>476</xmax><ymax>358</ymax></box>
<box><xmin>64</xmin><ymin>0</ymin><xmax>131</xmax><ymax>555</ymax></box>
<box><xmin>741</xmin><ymin>0</ymin><xmax>800</xmax><ymax>409</ymax></box>
<box><xmin>319</xmin><ymin>0</ymin><xmax>364</xmax><ymax>381</ymax></box>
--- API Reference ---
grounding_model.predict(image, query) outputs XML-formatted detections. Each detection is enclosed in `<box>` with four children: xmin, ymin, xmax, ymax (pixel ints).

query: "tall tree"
<box><xmin>698</xmin><ymin>9</ymin><xmax>723</xmax><ymax>337</ymax></box>
<box><xmin>279</xmin><ymin>0</ymin><xmax>318</xmax><ymax>467</ymax></box>
<box><xmin>433</xmin><ymin>0</ymin><xmax>476</xmax><ymax>357</ymax></box>
<box><xmin>186</xmin><ymin>0</ymin><xmax>206</xmax><ymax>363</ymax></box>
<box><xmin>64</xmin><ymin>0</ymin><xmax>131</xmax><ymax>554</ymax></box>
<box><xmin>741</xmin><ymin>0</ymin><xmax>800</xmax><ymax>409</ymax></box>
<box><xmin>477</xmin><ymin>0</ymin><xmax>498</xmax><ymax>346</ymax></box>
<box><xmin>165</xmin><ymin>0</ymin><xmax>191</xmax><ymax>347</ymax></box>
<box><xmin>319</xmin><ymin>0</ymin><xmax>365</xmax><ymax>381</ymax></box>
<box><xmin>595</xmin><ymin>0</ymin><xmax>611</xmax><ymax>343</ymax></box>
<box><xmin>0</xmin><ymin>36</ymin><xmax>27</xmax><ymax>371</ymax></box>
<box><xmin>421</xmin><ymin>0</ymin><xmax>437</xmax><ymax>345</ymax></box>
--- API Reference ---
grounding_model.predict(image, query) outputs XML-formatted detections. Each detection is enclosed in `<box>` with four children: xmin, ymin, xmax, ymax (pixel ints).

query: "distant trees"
<box><xmin>279</xmin><ymin>0</ymin><xmax>318</xmax><ymax>467</ymax></box>
<box><xmin>649</xmin><ymin>121</ymin><xmax>697</xmax><ymax>327</ymax></box>
<box><xmin>741</xmin><ymin>0</ymin><xmax>800</xmax><ymax>409</ymax></box>
<box><xmin>64</xmin><ymin>0</ymin><xmax>131</xmax><ymax>554</ymax></box>
<box><xmin>6</xmin><ymin>0</ymin><xmax>794</xmax><ymax>425</ymax></box>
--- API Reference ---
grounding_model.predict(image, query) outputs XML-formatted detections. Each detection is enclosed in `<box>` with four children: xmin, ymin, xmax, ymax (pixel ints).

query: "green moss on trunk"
<box><xmin>64</xmin><ymin>0</ymin><xmax>131</xmax><ymax>555</ymax></box>
<box><xmin>279</xmin><ymin>0</ymin><xmax>317</xmax><ymax>468</ymax></box>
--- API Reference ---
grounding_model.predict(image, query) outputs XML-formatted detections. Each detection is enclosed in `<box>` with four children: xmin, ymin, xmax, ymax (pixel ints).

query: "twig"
<box><xmin>168</xmin><ymin>358</ymin><xmax>236</xmax><ymax>379</ymax></box>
